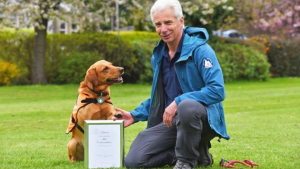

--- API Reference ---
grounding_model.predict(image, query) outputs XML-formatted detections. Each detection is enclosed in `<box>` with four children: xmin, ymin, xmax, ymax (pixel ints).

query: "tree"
<box><xmin>254</xmin><ymin>0</ymin><xmax>300</xmax><ymax>38</ymax></box>
<box><xmin>232</xmin><ymin>0</ymin><xmax>300</xmax><ymax>38</ymax></box>
<box><xmin>0</xmin><ymin>0</ymin><xmax>236</xmax><ymax>85</ymax></box>
<box><xmin>181</xmin><ymin>0</ymin><xmax>235</xmax><ymax>33</ymax></box>
<box><xmin>0</xmin><ymin>0</ymin><xmax>122</xmax><ymax>84</ymax></box>
<box><xmin>0</xmin><ymin>0</ymin><xmax>61</xmax><ymax>84</ymax></box>
<box><xmin>126</xmin><ymin>0</ymin><xmax>235</xmax><ymax>33</ymax></box>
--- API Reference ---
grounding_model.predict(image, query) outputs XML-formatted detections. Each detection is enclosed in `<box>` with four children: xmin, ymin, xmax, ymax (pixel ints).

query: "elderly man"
<box><xmin>113</xmin><ymin>0</ymin><xmax>230</xmax><ymax>168</ymax></box>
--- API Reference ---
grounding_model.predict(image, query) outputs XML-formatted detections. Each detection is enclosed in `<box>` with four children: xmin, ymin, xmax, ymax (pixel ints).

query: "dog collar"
<box><xmin>86</xmin><ymin>85</ymin><xmax>109</xmax><ymax>97</ymax></box>
<box><xmin>81</xmin><ymin>97</ymin><xmax>113</xmax><ymax>105</ymax></box>
<box><xmin>86</xmin><ymin>85</ymin><xmax>110</xmax><ymax>103</ymax></box>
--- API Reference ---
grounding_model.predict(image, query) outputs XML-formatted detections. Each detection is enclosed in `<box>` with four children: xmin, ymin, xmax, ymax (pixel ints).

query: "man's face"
<box><xmin>153</xmin><ymin>7</ymin><xmax>184</xmax><ymax>44</ymax></box>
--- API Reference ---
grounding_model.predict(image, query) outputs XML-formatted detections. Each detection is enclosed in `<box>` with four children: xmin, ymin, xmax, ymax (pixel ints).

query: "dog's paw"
<box><xmin>114</xmin><ymin>113</ymin><xmax>123</xmax><ymax>118</ymax></box>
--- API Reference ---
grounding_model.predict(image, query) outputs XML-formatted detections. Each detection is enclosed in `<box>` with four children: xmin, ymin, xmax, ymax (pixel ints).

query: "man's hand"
<box><xmin>163</xmin><ymin>101</ymin><xmax>177</xmax><ymax>127</ymax></box>
<box><xmin>112</xmin><ymin>107</ymin><xmax>135</xmax><ymax>128</ymax></box>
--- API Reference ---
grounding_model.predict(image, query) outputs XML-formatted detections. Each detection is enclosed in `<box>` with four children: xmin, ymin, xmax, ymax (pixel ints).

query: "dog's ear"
<box><xmin>85</xmin><ymin>67</ymin><xmax>98</xmax><ymax>88</ymax></box>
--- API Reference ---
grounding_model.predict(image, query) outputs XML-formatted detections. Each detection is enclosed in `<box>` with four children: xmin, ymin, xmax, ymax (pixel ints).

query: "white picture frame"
<box><xmin>84</xmin><ymin>120</ymin><xmax>124</xmax><ymax>169</ymax></box>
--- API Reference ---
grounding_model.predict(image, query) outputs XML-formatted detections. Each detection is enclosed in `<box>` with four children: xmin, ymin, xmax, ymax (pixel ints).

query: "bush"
<box><xmin>0</xmin><ymin>31</ymin><xmax>273</xmax><ymax>84</ymax></box>
<box><xmin>0</xmin><ymin>61</ymin><xmax>20</xmax><ymax>86</ymax></box>
<box><xmin>263</xmin><ymin>39</ymin><xmax>300</xmax><ymax>77</ymax></box>
<box><xmin>118</xmin><ymin>31</ymin><xmax>159</xmax><ymax>83</ymax></box>
<box><xmin>45</xmin><ymin>33</ymin><xmax>145</xmax><ymax>84</ymax></box>
<box><xmin>120</xmin><ymin>33</ymin><xmax>157</xmax><ymax>83</ymax></box>
<box><xmin>50</xmin><ymin>51</ymin><xmax>102</xmax><ymax>84</ymax></box>
<box><xmin>211</xmin><ymin>42</ymin><xmax>270</xmax><ymax>82</ymax></box>
<box><xmin>0</xmin><ymin>31</ymin><xmax>152</xmax><ymax>84</ymax></box>
<box><xmin>211</xmin><ymin>36</ymin><xmax>266</xmax><ymax>55</ymax></box>
<box><xmin>0</xmin><ymin>32</ymin><xmax>33</xmax><ymax>85</ymax></box>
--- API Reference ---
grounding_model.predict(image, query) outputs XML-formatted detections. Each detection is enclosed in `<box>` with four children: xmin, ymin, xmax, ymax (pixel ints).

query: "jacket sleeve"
<box><xmin>129</xmin><ymin>98</ymin><xmax>151</xmax><ymax>123</ymax></box>
<box><xmin>175</xmin><ymin>44</ymin><xmax>225</xmax><ymax>106</ymax></box>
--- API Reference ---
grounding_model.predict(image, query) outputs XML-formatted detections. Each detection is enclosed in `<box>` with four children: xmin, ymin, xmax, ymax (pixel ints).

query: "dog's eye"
<box><xmin>103</xmin><ymin>66</ymin><xmax>109</xmax><ymax>71</ymax></box>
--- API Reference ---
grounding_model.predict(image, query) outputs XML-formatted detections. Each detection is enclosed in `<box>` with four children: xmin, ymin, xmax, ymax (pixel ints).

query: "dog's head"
<box><xmin>84</xmin><ymin>60</ymin><xmax>124</xmax><ymax>89</ymax></box>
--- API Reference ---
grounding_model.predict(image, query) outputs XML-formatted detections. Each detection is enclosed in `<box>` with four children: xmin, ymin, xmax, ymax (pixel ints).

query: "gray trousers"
<box><xmin>125</xmin><ymin>99</ymin><xmax>216</xmax><ymax>168</ymax></box>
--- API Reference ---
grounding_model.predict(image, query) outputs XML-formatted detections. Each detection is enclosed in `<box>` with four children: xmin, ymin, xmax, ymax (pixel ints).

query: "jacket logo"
<box><xmin>203</xmin><ymin>58</ymin><xmax>213</xmax><ymax>68</ymax></box>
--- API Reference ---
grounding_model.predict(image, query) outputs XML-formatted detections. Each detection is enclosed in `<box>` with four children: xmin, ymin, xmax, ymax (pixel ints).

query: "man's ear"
<box><xmin>85</xmin><ymin>67</ymin><xmax>98</xmax><ymax>88</ymax></box>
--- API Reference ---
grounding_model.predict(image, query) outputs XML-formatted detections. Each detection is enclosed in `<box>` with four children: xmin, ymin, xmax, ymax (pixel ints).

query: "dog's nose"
<box><xmin>119</xmin><ymin>67</ymin><xmax>124</xmax><ymax>74</ymax></box>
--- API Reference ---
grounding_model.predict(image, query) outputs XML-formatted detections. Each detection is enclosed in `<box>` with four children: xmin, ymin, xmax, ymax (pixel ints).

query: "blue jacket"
<box><xmin>130</xmin><ymin>27</ymin><xmax>230</xmax><ymax>140</ymax></box>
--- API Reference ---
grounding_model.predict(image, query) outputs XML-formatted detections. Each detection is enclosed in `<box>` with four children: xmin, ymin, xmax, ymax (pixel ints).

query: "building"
<box><xmin>0</xmin><ymin>2</ymin><xmax>80</xmax><ymax>34</ymax></box>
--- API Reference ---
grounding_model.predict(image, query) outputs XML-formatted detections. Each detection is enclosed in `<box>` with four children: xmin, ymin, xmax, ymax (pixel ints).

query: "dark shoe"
<box><xmin>197</xmin><ymin>143</ymin><xmax>213</xmax><ymax>167</ymax></box>
<box><xmin>173</xmin><ymin>160</ymin><xmax>193</xmax><ymax>169</ymax></box>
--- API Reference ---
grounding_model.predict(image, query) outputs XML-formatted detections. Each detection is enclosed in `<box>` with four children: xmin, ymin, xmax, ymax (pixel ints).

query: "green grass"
<box><xmin>0</xmin><ymin>78</ymin><xmax>299</xmax><ymax>169</ymax></box>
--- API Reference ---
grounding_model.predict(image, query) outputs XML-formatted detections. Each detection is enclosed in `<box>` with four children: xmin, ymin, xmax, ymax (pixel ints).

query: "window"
<box><xmin>60</xmin><ymin>21</ymin><xmax>67</xmax><ymax>34</ymax></box>
<box><xmin>72</xmin><ymin>23</ymin><xmax>78</xmax><ymax>33</ymax></box>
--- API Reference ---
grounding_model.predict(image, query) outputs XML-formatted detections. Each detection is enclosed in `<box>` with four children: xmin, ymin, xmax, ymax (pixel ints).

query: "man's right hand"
<box><xmin>112</xmin><ymin>107</ymin><xmax>135</xmax><ymax>128</ymax></box>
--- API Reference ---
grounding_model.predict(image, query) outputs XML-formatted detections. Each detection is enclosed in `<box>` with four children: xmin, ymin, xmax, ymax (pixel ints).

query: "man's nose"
<box><xmin>161</xmin><ymin>24</ymin><xmax>168</xmax><ymax>32</ymax></box>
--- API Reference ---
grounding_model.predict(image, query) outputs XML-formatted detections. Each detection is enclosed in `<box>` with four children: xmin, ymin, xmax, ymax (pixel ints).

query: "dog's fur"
<box><xmin>66</xmin><ymin>60</ymin><xmax>124</xmax><ymax>162</ymax></box>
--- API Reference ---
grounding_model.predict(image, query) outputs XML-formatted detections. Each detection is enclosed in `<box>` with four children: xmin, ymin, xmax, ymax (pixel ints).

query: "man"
<box><xmin>113</xmin><ymin>0</ymin><xmax>230</xmax><ymax>168</ymax></box>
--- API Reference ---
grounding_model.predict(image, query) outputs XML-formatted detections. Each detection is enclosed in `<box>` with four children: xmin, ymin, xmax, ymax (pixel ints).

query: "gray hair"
<box><xmin>150</xmin><ymin>0</ymin><xmax>183</xmax><ymax>25</ymax></box>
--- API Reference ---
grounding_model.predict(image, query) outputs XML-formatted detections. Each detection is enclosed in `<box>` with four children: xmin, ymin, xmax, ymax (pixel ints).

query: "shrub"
<box><xmin>211</xmin><ymin>42</ymin><xmax>270</xmax><ymax>82</ymax></box>
<box><xmin>0</xmin><ymin>61</ymin><xmax>20</xmax><ymax>86</ymax></box>
<box><xmin>0</xmin><ymin>32</ymin><xmax>33</xmax><ymax>85</ymax></box>
<box><xmin>211</xmin><ymin>36</ymin><xmax>266</xmax><ymax>55</ymax></box>
<box><xmin>212</xmin><ymin>36</ymin><xmax>300</xmax><ymax>78</ymax></box>
<box><xmin>0</xmin><ymin>31</ymin><xmax>273</xmax><ymax>84</ymax></box>
<box><xmin>118</xmin><ymin>31</ymin><xmax>159</xmax><ymax>83</ymax></box>
<box><xmin>50</xmin><ymin>51</ymin><xmax>102</xmax><ymax>84</ymax></box>
<box><xmin>263</xmin><ymin>39</ymin><xmax>300</xmax><ymax>77</ymax></box>
<box><xmin>45</xmin><ymin>33</ymin><xmax>143</xmax><ymax>84</ymax></box>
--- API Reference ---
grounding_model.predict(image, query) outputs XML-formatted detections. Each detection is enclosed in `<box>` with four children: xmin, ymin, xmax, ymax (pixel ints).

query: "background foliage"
<box><xmin>0</xmin><ymin>31</ymin><xmax>275</xmax><ymax>85</ymax></box>
<box><xmin>45</xmin><ymin>33</ymin><xmax>142</xmax><ymax>84</ymax></box>
<box><xmin>1</xmin><ymin>0</ymin><xmax>299</xmax><ymax>85</ymax></box>
<box><xmin>2</xmin><ymin>31</ymin><xmax>300</xmax><ymax>85</ymax></box>
<box><xmin>0</xmin><ymin>61</ymin><xmax>19</xmax><ymax>86</ymax></box>
<box><xmin>211</xmin><ymin>40</ymin><xmax>270</xmax><ymax>82</ymax></box>
<box><xmin>265</xmin><ymin>39</ymin><xmax>300</xmax><ymax>77</ymax></box>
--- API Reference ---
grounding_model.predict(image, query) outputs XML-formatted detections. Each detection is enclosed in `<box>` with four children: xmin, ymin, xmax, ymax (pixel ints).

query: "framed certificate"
<box><xmin>84</xmin><ymin>120</ymin><xmax>124</xmax><ymax>169</ymax></box>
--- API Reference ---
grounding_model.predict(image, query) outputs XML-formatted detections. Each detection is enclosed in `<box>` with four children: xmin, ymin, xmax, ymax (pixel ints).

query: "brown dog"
<box><xmin>65</xmin><ymin>60</ymin><xmax>124</xmax><ymax>162</ymax></box>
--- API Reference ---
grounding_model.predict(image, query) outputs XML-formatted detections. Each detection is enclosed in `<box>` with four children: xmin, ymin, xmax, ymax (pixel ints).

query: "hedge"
<box><xmin>211</xmin><ymin>42</ymin><xmax>270</xmax><ymax>82</ymax></box>
<box><xmin>0</xmin><ymin>31</ymin><xmax>275</xmax><ymax>85</ymax></box>
<box><xmin>0</xmin><ymin>32</ymin><xmax>151</xmax><ymax>85</ymax></box>
<box><xmin>45</xmin><ymin>33</ymin><xmax>144</xmax><ymax>84</ymax></box>
<box><xmin>264</xmin><ymin>38</ymin><xmax>300</xmax><ymax>77</ymax></box>
<box><xmin>119</xmin><ymin>33</ymin><xmax>271</xmax><ymax>82</ymax></box>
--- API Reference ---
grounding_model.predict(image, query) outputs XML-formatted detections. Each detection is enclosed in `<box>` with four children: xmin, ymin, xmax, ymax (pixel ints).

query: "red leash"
<box><xmin>220</xmin><ymin>158</ymin><xmax>259</xmax><ymax>168</ymax></box>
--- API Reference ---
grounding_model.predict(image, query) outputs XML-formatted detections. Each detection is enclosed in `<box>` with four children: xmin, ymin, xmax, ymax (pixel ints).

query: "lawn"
<box><xmin>0</xmin><ymin>78</ymin><xmax>299</xmax><ymax>169</ymax></box>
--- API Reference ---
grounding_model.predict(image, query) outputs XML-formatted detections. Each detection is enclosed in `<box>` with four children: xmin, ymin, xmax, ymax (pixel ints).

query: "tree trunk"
<box><xmin>32</xmin><ymin>23</ymin><xmax>48</xmax><ymax>84</ymax></box>
<box><xmin>31</xmin><ymin>0</ymin><xmax>61</xmax><ymax>84</ymax></box>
